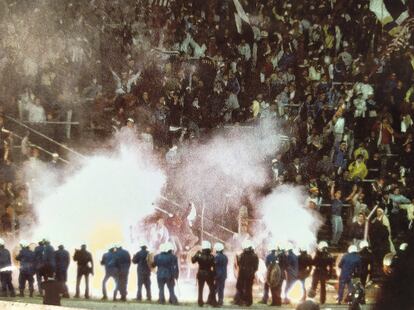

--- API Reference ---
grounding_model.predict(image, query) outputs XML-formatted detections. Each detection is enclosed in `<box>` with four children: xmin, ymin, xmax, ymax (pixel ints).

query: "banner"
<box><xmin>234</xmin><ymin>13</ymin><xmax>242</xmax><ymax>34</ymax></box>
<box><xmin>232</xmin><ymin>0</ymin><xmax>250</xmax><ymax>24</ymax></box>
<box><xmin>369</xmin><ymin>0</ymin><xmax>409</xmax><ymax>34</ymax></box>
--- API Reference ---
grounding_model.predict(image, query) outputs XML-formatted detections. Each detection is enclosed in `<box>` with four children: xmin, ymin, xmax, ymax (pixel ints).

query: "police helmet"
<box><xmin>201</xmin><ymin>241</ymin><xmax>211</xmax><ymax>250</ymax></box>
<box><xmin>164</xmin><ymin>242</ymin><xmax>174</xmax><ymax>252</ymax></box>
<box><xmin>160</xmin><ymin>243</ymin><xmax>167</xmax><ymax>253</ymax></box>
<box><xmin>318</xmin><ymin>241</ymin><xmax>328</xmax><ymax>250</ymax></box>
<box><xmin>348</xmin><ymin>245</ymin><xmax>358</xmax><ymax>253</ymax></box>
<box><xmin>214</xmin><ymin>242</ymin><xmax>224</xmax><ymax>252</ymax></box>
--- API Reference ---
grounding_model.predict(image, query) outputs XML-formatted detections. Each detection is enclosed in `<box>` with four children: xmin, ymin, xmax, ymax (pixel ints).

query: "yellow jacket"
<box><xmin>348</xmin><ymin>161</ymin><xmax>368</xmax><ymax>180</ymax></box>
<box><xmin>251</xmin><ymin>100</ymin><xmax>260</xmax><ymax>118</ymax></box>
<box><xmin>323</xmin><ymin>25</ymin><xmax>334</xmax><ymax>49</ymax></box>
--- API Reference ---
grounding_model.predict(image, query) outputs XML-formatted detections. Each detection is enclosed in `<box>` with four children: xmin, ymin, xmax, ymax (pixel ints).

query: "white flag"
<box><xmin>233</xmin><ymin>0</ymin><xmax>250</xmax><ymax>24</ymax></box>
<box><xmin>234</xmin><ymin>13</ymin><xmax>242</xmax><ymax>34</ymax></box>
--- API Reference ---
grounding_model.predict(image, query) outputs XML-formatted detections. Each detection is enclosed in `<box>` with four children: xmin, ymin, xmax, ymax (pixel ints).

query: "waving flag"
<box><xmin>233</xmin><ymin>0</ymin><xmax>250</xmax><ymax>24</ymax></box>
<box><xmin>370</xmin><ymin>0</ymin><xmax>409</xmax><ymax>34</ymax></box>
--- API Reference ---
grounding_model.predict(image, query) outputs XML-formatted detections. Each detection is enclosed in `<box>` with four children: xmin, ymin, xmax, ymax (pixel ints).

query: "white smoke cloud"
<box><xmin>28</xmin><ymin>129</ymin><xmax>166</xmax><ymax>249</ymax></box>
<box><xmin>258</xmin><ymin>185</ymin><xmax>323</xmax><ymax>250</ymax></box>
<box><xmin>176</xmin><ymin>119</ymin><xmax>280</xmax><ymax>213</ymax></box>
<box><xmin>169</xmin><ymin>118</ymin><xmax>322</xmax><ymax>251</ymax></box>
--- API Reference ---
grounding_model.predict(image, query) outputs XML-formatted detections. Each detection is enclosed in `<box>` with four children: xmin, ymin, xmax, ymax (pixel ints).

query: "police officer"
<box><xmin>115</xmin><ymin>245</ymin><xmax>131</xmax><ymax>302</ymax></box>
<box><xmin>43</xmin><ymin>239</ymin><xmax>56</xmax><ymax>277</ymax></box>
<box><xmin>101</xmin><ymin>246</ymin><xmax>118</xmax><ymax>301</ymax></box>
<box><xmin>191</xmin><ymin>241</ymin><xmax>217</xmax><ymax>307</ymax></box>
<box><xmin>132</xmin><ymin>243</ymin><xmax>152</xmax><ymax>301</ymax></box>
<box><xmin>310</xmin><ymin>241</ymin><xmax>334</xmax><ymax>305</ymax></box>
<box><xmin>0</xmin><ymin>238</ymin><xmax>15</xmax><ymax>297</ymax></box>
<box><xmin>337</xmin><ymin>245</ymin><xmax>361</xmax><ymax>304</ymax></box>
<box><xmin>16</xmin><ymin>240</ymin><xmax>35</xmax><ymax>297</ymax></box>
<box><xmin>73</xmin><ymin>244</ymin><xmax>94</xmax><ymax>299</ymax></box>
<box><xmin>298</xmin><ymin>249</ymin><xmax>313</xmax><ymax>302</ymax></box>
<box><xmin>270</xmin><ymin>262</ymin><xmax>284</xmax><ymax>306</ymax></box>
<box><xmin>259</xmin><ymin>244</ymin><xmax>278</xmax><ymax>305</ymax></box>
<box><xmin>34</xmin><ymin>240</ymin><xmax>45</xmax><ymax>295</ymax></box>
<box><xmin>153</xmin><ymin>242</ymin><xmax>179</xmax><ymax>305</ymax></box>
<box><xmin>214</xmin><ymin>242</ymin><xmax>228</xmax><ymax>306</ymax></box>
<box><xmin>36</xmin><ymin>238</ymin><xmax>56</xmax><ymax>294</ymax></box>
<box><xmin>358</xmin><ymin>241</ymin><xmax>373</xmax><ymax>287</ymax></box>
<box><xmin>55</xmin><ymin>245</ymin><xmax>70</xmax><ymax>298</ymax></box>
<box><xmin>234</xmin><ymin>240</ymin><xmax>259</xmax><ymax>307</ymax></box>
<box><xmin>284</xmin><ymin>244</ymin><xmax>299</xmax><ymax>304</ymax></box>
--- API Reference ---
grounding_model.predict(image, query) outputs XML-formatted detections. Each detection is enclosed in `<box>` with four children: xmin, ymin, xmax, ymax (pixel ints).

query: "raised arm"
<box><xmin>111</xmin><ymin>69</ymin><xmax>122</xmax><ymax>89</ymax></box>
<box><xmin>346</xmin><ymin>184</ymin><xmax>358</xmax><ymax>202</ymax></box>
<box><xmin>127</xmin><ymin>71</ymin><xmax>141</xmax><ymax>88</ymax></box>
<box><xmin>330</xmin><ymin>181</ymin><xmax>336</xmax><ymax>200</ymax></box>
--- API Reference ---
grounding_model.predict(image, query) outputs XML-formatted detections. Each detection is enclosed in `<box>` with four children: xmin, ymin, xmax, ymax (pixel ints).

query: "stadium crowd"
<box><xmin>0</xmin><ymin>0</ymin><xmax>414</xmax><ymax>305</ymax></box>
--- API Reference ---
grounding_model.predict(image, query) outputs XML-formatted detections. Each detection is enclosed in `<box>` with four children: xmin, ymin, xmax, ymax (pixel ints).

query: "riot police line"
<box><xmin>0</xmin><ymin>237</ymin><xmax>409</xmax><ymax>307</ymax></box>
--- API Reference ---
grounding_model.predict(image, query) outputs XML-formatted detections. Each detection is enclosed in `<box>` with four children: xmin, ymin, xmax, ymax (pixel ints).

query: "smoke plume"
<box><xmin>27</xmin><ymin>129</ymin><xmax>166</xmax><ymax>249</ymax></box>
<box><xmin>258</xmin><ymin>185</ymin><xmax>323</xmax><ymax>250</ymax></box>
<box><xmin>176</xmin><ymin>119</ymin><xmax>279</xmax><ymax>205</ymax></box>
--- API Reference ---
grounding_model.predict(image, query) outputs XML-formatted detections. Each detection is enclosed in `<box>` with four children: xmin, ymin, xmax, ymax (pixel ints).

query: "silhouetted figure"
<box><xmin>73</xmin><ymin>244</ymin><xmax>94</xmax><ymax>299</ymax></box>
<box><xmin>234</xmin><ymin>240</ymin><xmax>259</xmax><ymax>307</ymax></box>
<box><xmin>191</xmin><ymin>241</ymin><xmax>217</xmax><ymax>307</ymax></box>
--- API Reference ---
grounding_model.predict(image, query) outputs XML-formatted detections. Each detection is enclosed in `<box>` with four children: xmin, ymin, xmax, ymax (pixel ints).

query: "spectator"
<box><xmin>26</xmin><ymin>98</ymin><xmax>46</xmax><ymax>124</ymax></box>
<box><xmin>348</xmin><ymin>154</ymin><xmax>368</xmax><ymax>181</ymax></box>
<box><xmin>373</xmin><ymin>118</ymin><xmax>394</xmax><ymax>155</ymax></box>
<box><xmin>332</xmin><ymin>141</ymin><xmax>348</xmax><ymax>175</ymax></box>
<box><xmin>330</xmin><ymin>182</ymin><xmax>344</xmax><ymax>247</ymax></box>
<box><xmin>349</xmin><ymin>213</ymin><xmax>366</xmax><ymax>246</ymax></box>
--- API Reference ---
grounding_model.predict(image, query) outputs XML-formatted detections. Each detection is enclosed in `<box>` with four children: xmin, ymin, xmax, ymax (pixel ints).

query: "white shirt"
<box><xmin>334</xmin><ymin>117</ymin><xmax>345</xmax><ymax>134</ymax></box>
<box><xmin>27</xmin><ymin>103</ymin><xmax>46</xmax><ymax>123</ymax></box>
<box><xmin>354</xmin><ymin>82</ymin><xmax>374</xmax><ymax>100</ymax></box>
<box><xmin>111</xmin><ymin>70</ymin><xmax>141</xmax><ymax>95</ymax></box>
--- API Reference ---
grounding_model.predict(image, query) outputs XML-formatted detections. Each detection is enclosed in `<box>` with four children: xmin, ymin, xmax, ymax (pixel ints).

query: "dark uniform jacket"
<box><xmin>101</xmin><ymin>250</ymin><xmax>117</xmax><ymax>274</ymax></box>
<box><xmin>115</xmin><ymin>247</ymin><xmax>131</xmax><ymax>274</ymax></box>
<box><xmin>237</xmin><ymin>249</ymin><xmax>259</xmax><ymax>278</ymax></box>
<box><xmin>0</xmin><ymin>247</ymin><xmax>12</xmax><ymax>270</ymax></box>
<box><xmin>359</xmin><ymin>248</ymin><xmax>373</xmax><ymax>275</ymax></box>
<box><xmin>153</xmin><ymin>252</ymin><xmax>179</xmax><ymax>280</ymax></box>
<box><xmin>132</xmin><ymin>248</ymin><xmax>150</xmax><ymax>275</ymax></box>
<box><xmin>312</xmin><ymin>250</ymin><xmax>334</xmax><ymax>277</ymax></box>
<box><xmin>34</xmin><ymin>245</ymin><xmax>43</xmax><ymax>270</ymax></box>
<box><xmin>36</xmin><ymin>244</ymin><xmax>56</xmax><ymax>271</ymax></box>
<box><xmin>73</xmin><ymin>249</ymin><xmax>93</xmax><ymax>275</ymax></box>
<box><xmin>16</xmin><ymin>248</ymin><xmax>36</xmax><ymax>275</ymax></box>
<box><xmin>55</xmin><ymin>249</ymin><xmax>70</xmax><ymax>274</ymax></box>
<box><xmin>286</xmin><ymin>250</ymin><xmax>299</xmax><ymax>278</ymax></box>
<box><xmin>191</xmin><ymin>249</ymin><xmax>215</xmax><ymax>277</ymax></box>
<box><xmin>298</xmin><ymin>251</ymin><xmax>313</xmax><ymax>280</ymax></box>
<box><xmin>339</xmin><ymin>252</ymin><xmax>361</xmax><ymax>280</ymax></box>
<box><xmin>215</xmin><ymin>252</ymin><xmax>228</xmax><ymax>279</ymax></box>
